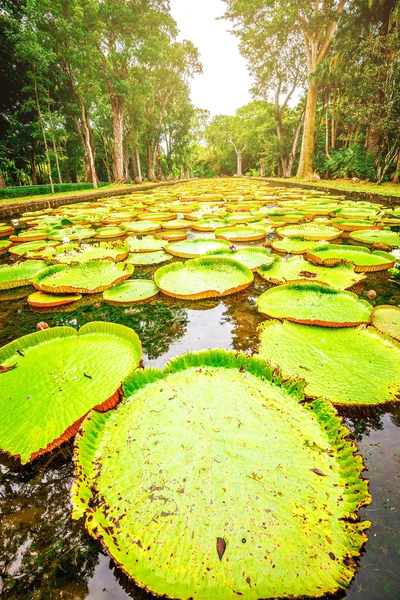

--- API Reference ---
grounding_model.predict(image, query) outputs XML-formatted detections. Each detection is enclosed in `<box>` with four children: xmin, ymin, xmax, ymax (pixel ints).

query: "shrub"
<box><xmin>0</xmin><ymin>182</ymin><xmax>109</xmax><ymax>200</ymax></box>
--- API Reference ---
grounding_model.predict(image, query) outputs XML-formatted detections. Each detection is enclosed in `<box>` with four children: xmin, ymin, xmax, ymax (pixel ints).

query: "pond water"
<box><xmin>0</xmin><ymin>199</ymin><xmax>399</xmax><ymax>599</ymax></box>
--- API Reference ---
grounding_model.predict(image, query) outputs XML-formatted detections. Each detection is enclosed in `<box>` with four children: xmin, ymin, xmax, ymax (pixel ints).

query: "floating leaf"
<box><xmin>256</xmin><ymin>283</ymin><xmax>372</xmax><ymax>327</ymax></box>
<box><xmin>155</xmin><ymin>256</ymin><xmax>253</xmax><ymax>299</ymax></box>
<box><xmin>72</xmin><ymin>350</ymin><xmax>370</xmax><ymax>600</ymax></box>
<box><xmin>32</xmin><ymin>261</ymin><xmax>133</xmax><ymax>294</ymax></box>
<box><xmin>0</xmin><ymin>322</ymin><xmax>142</xmax><ymax>463</ymax></box>
<box><xmin>306</xmin><ymin>245</ymin><xmax>396</xmax><ymax>272</ymax></box>
<box><xmin>258</xmin><ymin>320</ymin><xmax>400</xmax><ymax>405</ymax></box>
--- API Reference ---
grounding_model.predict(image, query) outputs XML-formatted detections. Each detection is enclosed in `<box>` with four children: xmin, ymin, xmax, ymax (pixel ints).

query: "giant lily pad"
<box><xmin>155</xmin><ymin>256</ymin><xmax>253</xmax><ymax>299</ymax></box>
<box><xmin>121</xmin><ymin>220</ymin><xmax>161</xmax><ymax>233</ymax></box>
<box><xmin>207</xmin><ymin>247</ymin><xmax>275</xmax><ymax>270</ymax></box>
<box><xmin>330</xmin><ymin>218</ymin><xmax>381</xmax><ymax>232</ymax></box>
<box><xmin>349</xmin><ymin>229</ymin><xmax>400</xmax><ymax>250</ymax></box>
<box><xmin>257</xmin><ymin>283</ymin><xmax>372</xmax><ymax>327</ymax></box>
<box><xmin>215</xmin><ymin>225</ymin><xmax>269</xmax><ymax>241</ymax></box>
<box><xmin>257</xmin><ymin>256</ymin><xmax>365</xmax><ymax>289</ymax></box>
<box><xmin>47</xmin><ymin>227</ymin><xmax>95</xmax><ymax>241</ymax></box>
<box><xmin>165</xmin><ymin>238</ymin><xmax>231</xmax><ymax>258</ymax></box>
<box><xmin>27</xmin><ymin>291</ymin><xmax>82</xmax><ymax>308</ymax></box>
<box><xmin>270</xmin><ymin>238</ymin><xmax>327</xmax><ymax>255</ymax></box>
<box><xmin>103</xmin><ymin>280</ymin><xmax>159</xmax><ymax>304</ymax></box>
<box><xmin>371</xmin><ymin>305</ymin><xmax>400</xmax><ymax>341</ymax></box>
<box><xmin>0</xmin><ymin>240</ymin><xmax>12</xmax><ymax>255</ymax></box>
<box><xmin>306</xmin><ymin>245</ymin><xmax>396</xmax><ymax>272</ymax></box>
<box><xmin>72</xmin><ymin>350</ymin><xmax>370</xmax><ymax>600</ymax></box>
<box><xmin>9</xmin><ymin>240</ymin><xmax>59</xmax><ymax>257</ymax></box>
<box><xmin>258</xmin><ymin>320</ymin><xmax>400</xmax><ymax>406</ymax></box>
<box><xmin>127</xmin><ymin>236</ymin><xmax>167</xmax><ymax>253</ymax></box>
<box><xmin>45</xmin><ymin>241</ymin><xmax>129</xmax><ymax>264</ymax></box>
<box><xmin>277</xmin><ymin>223</ymin><xmax>342</xmax><ymax>241</ymax></box>
<box><xmin>32</xmin><ymin>262</ymin><xmax>133</xmax><ymax>294</ymax></box>
<box><xmin>0</xmin><ymin>322</ymin><xmax>141</xmax><ymax>463</ymax></box>
<box><xmin>191</xmin><ymin>218</ymin><xmax>228</xmax><ymax>231</ymax></box>
<box><xmin>0</xmin><ymin>260</ymin><xmax>48</xmax><ymax>290</ymax></box>
<box><xmin>127</xmin><ymin>250</ymin><xmax>172</xmax><ymax>266</ymax></box>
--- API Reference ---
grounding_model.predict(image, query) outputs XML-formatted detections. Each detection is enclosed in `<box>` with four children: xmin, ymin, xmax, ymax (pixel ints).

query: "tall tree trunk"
<box><xmin>123</xmin><ymin>142</ymin><xmax>130</xmax><ymax>181</ymax></box>
<box><xmin>297</xmin><ymin>81</ymin><xmax>319</xmax><ymax>179</ymax></box>
<box><xmin>64</xmin><ymin>62</ymin><xmax>98</xmax><ymax>187</ymax></box>
<box><xmin>33</xmin><ymin>63</ymin><xmax>54</xmax><ymax>193</ymax></box>
<box><xmin>260</xmin><ymin>158</ymin><xmax>266</xmax><ymax>176</ymax></box>
<box><xmin>325</xmin><ymin>97</ymin><xmax>332</xmax><ymax>160</ymax></box>
<box><xmin>52</xmin><ymin>136</ymin><xmax>63</xmax><ymax>184</ymax></box>
<box><xmin>393</xmin><ymin>152</ymin><xmax>400</xmax><ymax>184</ymax></box>
<box><xmin>146</xmin><ymin>141</ymin><xmax>157</xmax><ymax>181</ymax></box>
<box><xmin>131</xmin><ymin>144</ymin><xmax>142</xmax><ymax>183</ymax></box>
<box><xmin>30</xmin><ymin>149</ymin><xmax>38</xmax><ymax>185</ymax></box>
<box><xmin>0</xmin><ymin>170</ymin><xmax>6</xmax><ymax>189</ymax></box>
<box><xmin>285</xmin><ymin>108</ymin><xmax>305</xmax><ymax>177</ymax></box>
<box><xmin>331</xmin><ymin>88</ymin><xmax>336</xmax><ymax>150</ymax></box>
<box><xmin>111</xmin><ymin>96</ymin><xmax>125</xmax><ymax>182</ymax></box>
<box><xmin>236</xmin><ymin>149</ymin><xmax>243</xmax><ymax>176</ymax></box>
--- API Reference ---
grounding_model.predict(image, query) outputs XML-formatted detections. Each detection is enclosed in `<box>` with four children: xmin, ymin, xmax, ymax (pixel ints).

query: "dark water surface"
<box><xmin>0</xmin><ymin>233</ymin><xmax>399</xmax><ymax>599</ymax></box>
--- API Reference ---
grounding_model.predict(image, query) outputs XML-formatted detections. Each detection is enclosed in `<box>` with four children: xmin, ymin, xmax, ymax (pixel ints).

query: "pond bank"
<box><xmin>0</xmin><ymin>180</ymin><xmax>187</xmax><ymax>219</ymax></box>
<box><xmin>255</xmin><ymin>177</ymin><xmax>400</xmax><ymax>206</ymax></box>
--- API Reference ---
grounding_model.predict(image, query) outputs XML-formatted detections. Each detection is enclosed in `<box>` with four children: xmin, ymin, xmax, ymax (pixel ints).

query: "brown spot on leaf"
<box><xmin>310</xmin><ymin>468</ymin><xmax>327</xmax><ymax>477</ymax></box>
<box><xmin>216</xmin><ymin>537</ymin><xmax>226</xmax><ymax>560</ymax></box>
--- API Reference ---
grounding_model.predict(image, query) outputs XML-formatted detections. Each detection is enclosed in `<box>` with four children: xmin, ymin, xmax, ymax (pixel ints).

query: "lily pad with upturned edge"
<box><xmin>71</xmin><ymin>349</ymin><xmax>370</xmax><ymax>600</ymax></box>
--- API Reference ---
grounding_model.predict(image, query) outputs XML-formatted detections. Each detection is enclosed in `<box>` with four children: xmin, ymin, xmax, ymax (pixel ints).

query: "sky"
<box><xmin>169</xmin><ymin>0</ymin><xmax>254</xmax><ymax>117</ymax></box>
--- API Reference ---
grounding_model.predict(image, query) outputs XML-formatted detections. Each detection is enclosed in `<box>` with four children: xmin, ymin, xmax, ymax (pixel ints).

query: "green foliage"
<box><xmin>0</xmin><ymin>182</ymin><xmax>108</xmax><ymax>199</ymax></box>
<box><xmin>315</xmin><ymin>146</ymin><xmax>377</xmax><ymax>181</ymax></box>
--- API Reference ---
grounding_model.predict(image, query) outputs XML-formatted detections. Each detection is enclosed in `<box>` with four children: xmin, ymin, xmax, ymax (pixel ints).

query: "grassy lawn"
<box><xmin>0</xmin><ymin>182</ymin><xmax>160</xmax><ymax>204</ymax></box>
<box><xmin>269</xmin><ymin>177</ymin><xmax>400</xmax><ymax>198</ymax></box>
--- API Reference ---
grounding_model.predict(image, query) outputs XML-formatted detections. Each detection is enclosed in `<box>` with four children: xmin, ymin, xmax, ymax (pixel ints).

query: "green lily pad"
<box><xmin>0</xmin><ymin>322</ymin><xmax>141</xmax><ymax>463</ymax></box>
<box><xmin>165</xmin><ymin>238</ymin><xmax>231</xmax><ymax>258</ymax></box>
<box><xmin>349</xmin><ymin>229</ymin><xmax>400</xmax><ymax>249</ymax></box>
<box><xmin>191</xmin><ymin>218</ymin><xmax>228</xmax><ymax>231</ymax></box>
<box><xmin>207</xmin><ymin>247</ymin><xmax>275</xmax><ymax>270</ymax></box>
<box><xmin>127</xmin><ymin>236</ymin><xmax>167</xmax><ymax>253</ymax></box>
<box><xmin>127</xmin><ymin>250</ymin><xmax>172</xmax><ymax>266</ymax></box>
<box><xmin>257</xmin><ymin>256</ymin><xmax>365</xmax><ymax>289</ymax></box>
<box><xmin>47</xmin><ymin>227</ymin><xmax>95</xmax><ymax>241</ymax></box>
<box><xmin>161</xmin><ymin>219</ymin><xmax>190</xmax><ymax>230</ymax></box>
<box><xmin>271</xmin><ymin>238</ymin><xmax>327</xmax><ymax>255</ymax></box>
<box><xmin>9</xmin><ymin>240</ymin><xmax>59</xmax><ymax>257</ymax></box>
<box><xmin>330</xmin><ymin>218</ymin><xmax>381</xmax><ymax>232</ymax></box>
<box><xmin>0</xmin><ymin>240</ymin><xmax>12</xmax><ymax>254</ymax></box>
<box><xmin>72</xmin><ymin>349</ymin><xmax>370</xmax><ymax>600</ymax></box>
<box><xmin>103</xmin><ymin>280</ymin><xmax>159</xmax><ymax>304</ymax></box>
<box><xmin>0</xmin><ymin>260</ymin><xmax>48</xmax><ymax>290</ymax></box>
<box><xmin>277</xmin><ymin>224</ymin><xmax>342</xmax><ymax>241</ymax></box>
<box><xmin>371</xmin><ymin>305</ymin><xmax>400</xmax><ymax>341</ymax></box>
<box><xmin>45</xmin><ymin>241</ymin><xmax>129</xmax><ymax>264</ymax></box>
<box><xmin>306</xmin><ymin>245</ymin><xmax>396</xmax><ymax>272</ymax></box>
<box><xmin>32</xmin><ymin>262</ymin><xmax>133</xmax><ymax>294</ymax></box>
<box><xmin>258</xmin><ymin>320</ymin><xmax>400</xmax><ymax>406</ymax></box>
<box><xmin>27</xmin><ymin>291</ymin><xmax>82</xmax><ymax>308</ymax></box>
<box><xmin>121</xmin><ymin>220</ymin><xmax>161</xmax><ymax>233</ymax></box>
<box><xmin>0</xmin><ymin>225</ymin><xmax>14</xmax><ymax>237</ymax></box>
<box><xmin>154</xmin><ymin>256</ymin><xmax>253</xmax><ymax>299</ymax></box>
<box><xmin>256</xmin><ymin>283</ymin><xmax>372</xmax><ymax>327</ymax></box>
<box><xmin>10</xmin><ymin>230</ymin><xmax>48</xmax><ymax>242</ymax></box>
<box><xmin>215</xmin><ymin>225</ymin><xmax>269</xmax><ymax>241</ymax></box>
<box><xmin>94</xmin><ymin>226</ymin><xmax>126</xmax><ymax>239</ymax></box>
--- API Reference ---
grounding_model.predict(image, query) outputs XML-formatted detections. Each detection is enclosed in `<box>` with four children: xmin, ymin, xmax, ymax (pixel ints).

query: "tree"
<box><xmin>223</xmin><ymin>0</ymin><xmax>347</xmax><ymax>179</ymax></box>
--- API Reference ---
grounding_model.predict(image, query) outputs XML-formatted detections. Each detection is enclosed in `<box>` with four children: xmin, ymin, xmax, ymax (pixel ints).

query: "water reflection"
<box><xmin>0</xmin><ymin>447</ymin><xmax>98</xmax><ymax>598</ymax></box>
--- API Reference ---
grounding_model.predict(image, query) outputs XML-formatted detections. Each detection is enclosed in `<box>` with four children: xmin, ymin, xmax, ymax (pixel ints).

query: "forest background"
<box><xmin>0</xmin><ymin>0</ymin><xmax>399</xmax><ymax>196</ymax></box>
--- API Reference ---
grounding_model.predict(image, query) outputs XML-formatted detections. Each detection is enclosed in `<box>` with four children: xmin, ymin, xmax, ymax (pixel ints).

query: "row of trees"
<box><xmin>205</xmin><ymin>0</ymin><xmax>400</xmax><ymax>182</ymax></box>
<box><xmin>0</xmin><ymin>0</ymin><xmax>202</xmax><ymax>188</ymax></box>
